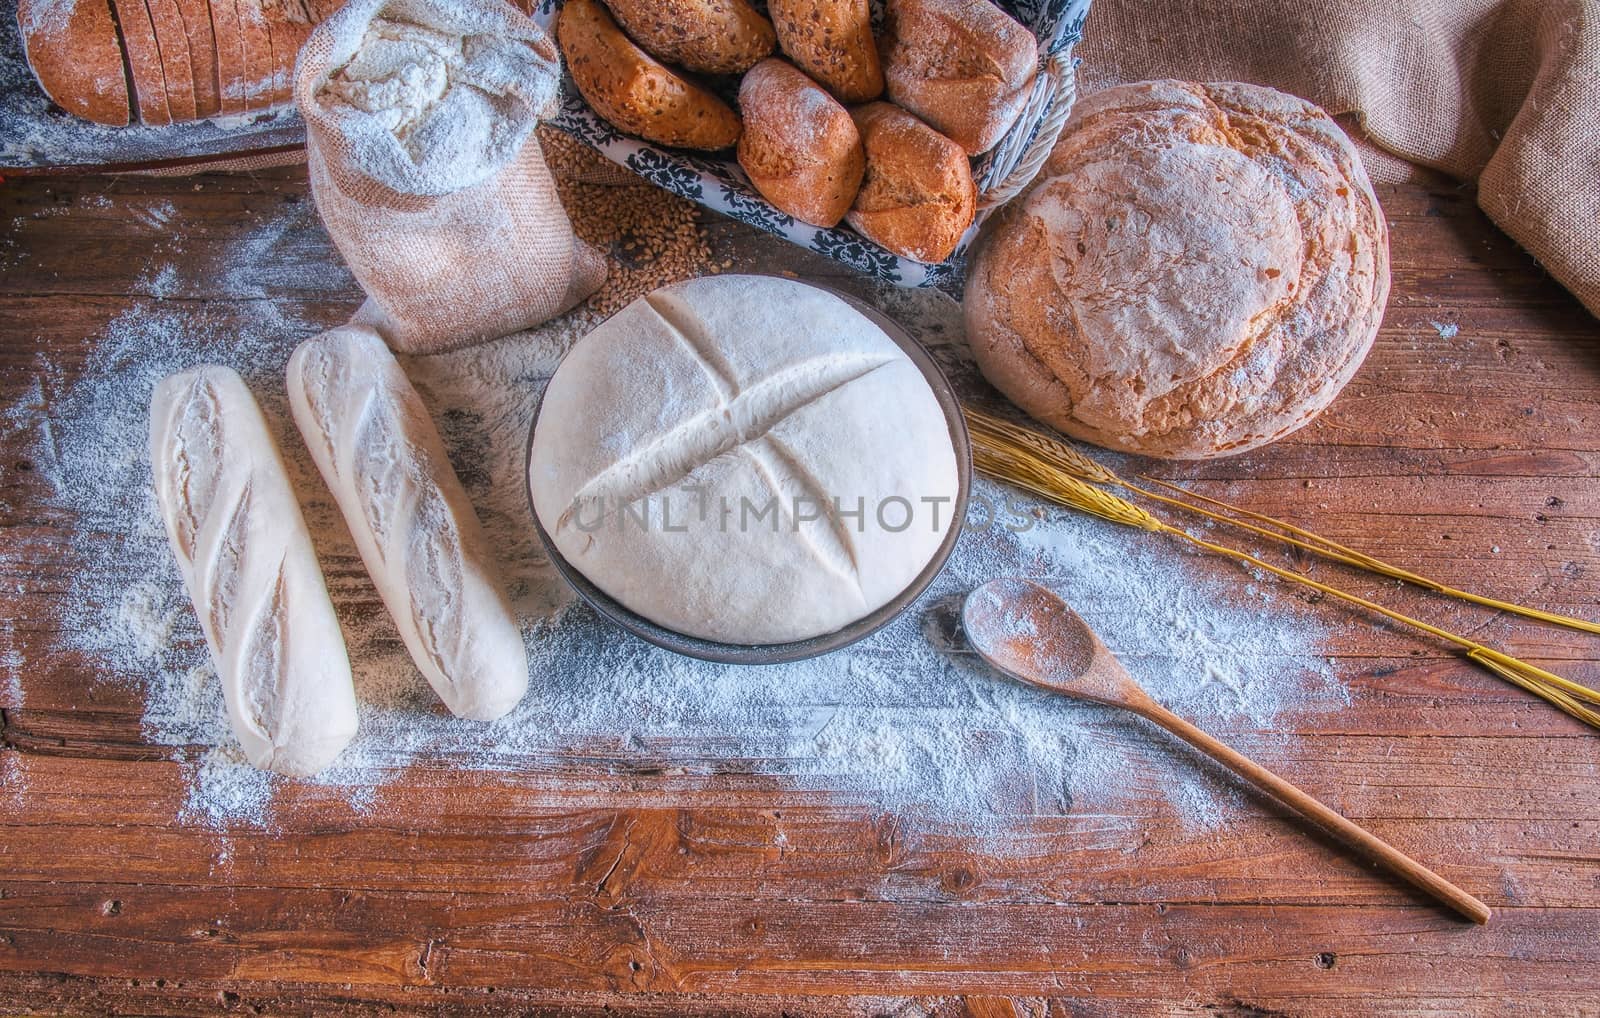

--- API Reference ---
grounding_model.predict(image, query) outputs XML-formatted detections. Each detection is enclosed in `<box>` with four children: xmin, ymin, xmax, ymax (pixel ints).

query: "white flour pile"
<box><xmin>324</xmin><ymin>19</ymin><xmax>462</xmax><ymax>137</ymax></box>
<box><xmin>5</xmin><ymin>200</ymin><xmax>1349</xmax><ymax>836</ymax></box>
<box><xmin>318</xmin><ymin>13</ymin><xmax>543</xmax><ymax>189</ymax></box>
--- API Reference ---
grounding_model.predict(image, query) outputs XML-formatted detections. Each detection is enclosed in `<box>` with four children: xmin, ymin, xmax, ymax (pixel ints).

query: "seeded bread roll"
<box><xmin>15</xmin><ymin>0</ymin><xmax>131</xmax><ymax>125</ymax></box>
<box><xmin>880</xmin><ymin>0</ymin><xmax>1037</xmax><ymax>155</ymax></box>
<box><xmin>559</xmin><ymin>0</ymin><xmax>742</xmax><ymax>150</ymax></box>
<box><xmin>768</xmin><ymin>0</ymin><xmax>882</xmax><ymax>103</ymax></box>
<box><xmin>150</xmin><ymin>365</ymin><xmax>358</xmax><ymax>777</ymax></box>
<box><xmin>965</xmin><ymin>80</ymin><xmax>1390</xmax><ymax>460</ymax></box>
<box><xmin>846</xmin><ymin>102</ymin><xmax>974</xmax><ymax>263</ymax></box>
<box><xmin>602</xmin><ymin>0</ymin><xmax>774</xmax><ymax>75</ymax></box>
<box><xmin>736</xmin><ymin>59</ymin><xmax>865</xmax><ymax>228</ymax></box>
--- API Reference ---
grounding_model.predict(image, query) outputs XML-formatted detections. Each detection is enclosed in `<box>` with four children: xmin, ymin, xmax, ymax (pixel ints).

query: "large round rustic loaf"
<box><xmin>529</xmin><ymin>275</ymin><xmax>960</xmax><ymax>646</ymax></box>
<box><xmin>966</xmin><ymin>79</ymin><xmax>1390</xmax><ymax>460</ymax></box>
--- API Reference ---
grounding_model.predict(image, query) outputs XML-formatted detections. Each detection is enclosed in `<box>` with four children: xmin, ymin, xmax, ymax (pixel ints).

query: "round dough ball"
<box><xmin>529</xmin><ymin>275</ymin><xmax>960</xmax><ymax>645</ymax></box>
<box><xmin>965</xmin><ymin>79</ymin><xmax>1390</xmax><ymax>460</ymax></box>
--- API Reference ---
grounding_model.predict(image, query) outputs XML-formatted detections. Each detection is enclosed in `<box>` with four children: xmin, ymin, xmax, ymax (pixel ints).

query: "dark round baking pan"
<box><xmin>524</xmin><ymin>277</ymin><xmax>971</xmax><ymax>665</ymax></box>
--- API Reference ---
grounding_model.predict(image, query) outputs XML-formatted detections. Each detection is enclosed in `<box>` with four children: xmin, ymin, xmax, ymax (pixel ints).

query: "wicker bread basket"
<box><xmin>534</xmin><ymin>0</ymin><xmax>1092</xmax><ymax>289</ymax></box>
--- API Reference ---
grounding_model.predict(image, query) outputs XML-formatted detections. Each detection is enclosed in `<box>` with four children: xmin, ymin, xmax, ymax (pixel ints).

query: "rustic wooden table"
<box><xmin>2</xmin><ymin>168</ymin><xmax>1598</xmax><ymax>1016</ymax></box>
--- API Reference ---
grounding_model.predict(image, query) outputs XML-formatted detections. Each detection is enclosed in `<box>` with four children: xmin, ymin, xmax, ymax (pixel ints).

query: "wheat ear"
<box><xmin>968</xmin><ymin>428</ymin><xmax>1600</xmax><ymax>729</ymax></box>
<box><xmin>963</xmin><ymin>406</ymin><xmax>1600</xmax><ymax>637</ymax></box>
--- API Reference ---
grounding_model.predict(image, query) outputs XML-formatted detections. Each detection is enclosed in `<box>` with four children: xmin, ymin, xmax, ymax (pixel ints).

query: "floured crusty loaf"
<box><xmin>737</xmin><ymin>59</ymin><xmax>865</xmax><ymax>228</ymax></box>
<box><xmin>287</xmin><ymin>325</ymin><xmax>529</xmax><ymax>722</ymax></box>
<box><xmin>558</xmin><ymin>0</ymin><xmax>742</xmax><ymax>150</ymax></box>
<box><xmin>847</xmin><ymin>102</ymin><xmax>975</xmax><ymax>263</ymax></box>
<box><xmin>17</xmin><ymin>0</ymin><xmax>130</xmax><ymax>125</ymax></box>
<box><xmin>603</xmin><ymin>0</ymin><xmax>775</xmax><ymax>76</ymax></box>
<box><xmin>16</xmin><ymin>0</ymin><xmax>129</xmax><ymax>125</ymax></box>
<box><xmin>150</xmin><ymin>365</ymin><xmax>358</xmax><ymax>777</ymax></box>
<box><xmin>880</xmin><ymin>0</ymin><xmax>1037</xmax><ymax>155</ymax></box>
<box><xmin>966</xmin><ymin>79</ymin><xmax>1391</xmax><ymax>460</ymax></box>
<box><xmin>528</xmin><ymin>275</ymin><xmax>959</xmax><ymax>646</ymax></box>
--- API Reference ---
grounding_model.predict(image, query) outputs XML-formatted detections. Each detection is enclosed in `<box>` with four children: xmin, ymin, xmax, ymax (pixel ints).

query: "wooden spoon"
<box><xmin>961</xmin><ymin>577</ymin><xmax>1491</xmax><ymax>925</ymax></box>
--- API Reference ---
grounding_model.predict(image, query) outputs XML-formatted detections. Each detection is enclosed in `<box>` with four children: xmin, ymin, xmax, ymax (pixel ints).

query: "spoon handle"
<box><xmin>1134</xmin><ymin>701</ymin><xmax>1491</xmax><ymax>924</ymax></box>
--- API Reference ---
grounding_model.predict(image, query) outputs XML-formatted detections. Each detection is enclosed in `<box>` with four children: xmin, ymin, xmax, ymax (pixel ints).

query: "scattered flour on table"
<box><xmin>5</xmin><ymin>201</ymin><xmax>1349</xmax><ymax>838</ymax></box>
<box><xmin>1</xmin><ymin>750</ymin><xmax>25</xmax><ymax>814</ymax></box>
<box><xmin>0</xmin><ymin>645</ymin><xmax>21</xmax><ymax>708</ymax></box>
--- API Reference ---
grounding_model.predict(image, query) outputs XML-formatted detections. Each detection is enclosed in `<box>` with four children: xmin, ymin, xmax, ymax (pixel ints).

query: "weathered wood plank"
<box><xmin>2</xmin><ymin>750</ymin><xmax>1596</xmax><ymax>909</ymax></box>
<box><xmin>2</xmin><ymin>880</ymin><xmax>1596</xmax><ymax>1001</ymax></box>
<box><xmin>0</xmin><ymin>972</ymin><xmax>966</xmax><ymax>1018</ymax></box>
<box><xmin>2</xmin><ymin>163</ymin><xmax>1599</xmax><ymax>1014</ymax></box>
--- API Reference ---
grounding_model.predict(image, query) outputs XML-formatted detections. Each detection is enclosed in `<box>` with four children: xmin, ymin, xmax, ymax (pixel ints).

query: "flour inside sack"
<box><xmin>317</xmin><ymin>12</ymin><xmax>540</xmax><ymax>188</ymax></box>
<box><xmin>298</xmin><ymin>0</ymin><xmax>603</xmax><ymax>353</ymax></box>
<box><xmin>2</xmin><ymin>202</ymin><xmax>1348</xmax><ymax>836</ymax></box>
<box><xmin>323</xmin><ymin>18</ymin><xmax>463</xmax><ymax>146</ymax></box>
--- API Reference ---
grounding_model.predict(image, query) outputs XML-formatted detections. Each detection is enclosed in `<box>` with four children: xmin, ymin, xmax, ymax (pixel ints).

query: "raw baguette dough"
<box><xmin>149</xmin><ymin>365</ymin><xmax>358</xmax><ymax>777</ymax></box>
<box><xmin>287</xmin><ymin>325</ymin><xmax>529</xmax><ymax>721</ymax></box>
<box><xmin>528</xmin><ymin>276</ymin><xmax>960</xmax><ymax>646</ymax></box>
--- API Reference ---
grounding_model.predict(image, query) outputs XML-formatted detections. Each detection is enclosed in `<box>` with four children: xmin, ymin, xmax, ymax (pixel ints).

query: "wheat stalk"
<box><xmin>965</xmin><ymin>408</ymin><xmax>1119</xmax><ymax>486</ymax></box>
<box><xmin>1136</xmin><ymin>474</ymin><xmax>1600</xmax><ymax>636</ymax></box>
<box><xmin>1466</xmin><ymin>650</ymin><xmax>1600</xmax><ymax>728</ymax></box>
<box><xmin>965</xmin><ymin>413</ymin><xmax>1600</xmax><ymax>728</ymax></box>
<box><xmin>962</xmin><ymin>406</ymin><xmax>1600</xmax><ymax>637</ymax></box>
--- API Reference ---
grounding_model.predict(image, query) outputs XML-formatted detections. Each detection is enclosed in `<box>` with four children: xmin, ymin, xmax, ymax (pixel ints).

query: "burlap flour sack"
<box><xmin>295</xmin><ymin>0</ymin><xmax>604</xmax><ymax>353</ymax></box>
<box><xmin>1076</xmin><ymin>0</ymin><xmax>1600</xmax><ymax>320</ymax></box>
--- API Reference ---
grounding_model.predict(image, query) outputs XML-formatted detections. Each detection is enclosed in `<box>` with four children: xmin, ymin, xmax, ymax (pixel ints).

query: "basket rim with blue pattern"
<box><xmin>529</xmin><ymin>0</ymin><xmax>1093</xmax><ymax>290</ymax></box>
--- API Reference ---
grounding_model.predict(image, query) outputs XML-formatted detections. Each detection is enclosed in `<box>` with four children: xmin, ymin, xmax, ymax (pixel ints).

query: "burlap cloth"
<box><xmin>1073</xmin><ymin>0</ymin><xmax>1600</xmax><ymax>318</ymax></box>
<box><xmin>294</xmin><ymin>0</ymin><xmax>603</xmax><ymax>354</ymax></box>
